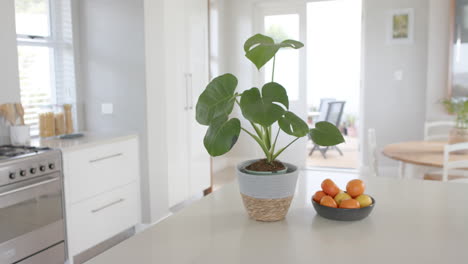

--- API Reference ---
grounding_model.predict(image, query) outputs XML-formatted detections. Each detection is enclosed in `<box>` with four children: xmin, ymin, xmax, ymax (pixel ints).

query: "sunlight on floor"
<box><xmin>306</xmin><ymin>136</ymin><xmax>359</xmax><ymax>169</ymax></box>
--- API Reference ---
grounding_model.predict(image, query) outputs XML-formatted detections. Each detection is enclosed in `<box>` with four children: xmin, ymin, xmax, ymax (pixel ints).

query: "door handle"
<box><xmin>89</xmin><ymin>153</ymin><xmax>123</xmax><ymax>163</ymax></box>
<box><xmin>0</xmin><ymin>177</ymin><xmax>59</xmax><ymax>197</ymax></box>
<box><xmin>188</xmin><ymin>73</ymin><xmax>193</xmax><ymax>110</ymax></box>
<box><xmin>184</xmin><ymin>73</ymin><xmax>190</xmax><ymax>110</ymax></box>
<box><xmin>91</xmin><ymin>198</ymin><xmax>125</xmax><ymax>213</ymax></box>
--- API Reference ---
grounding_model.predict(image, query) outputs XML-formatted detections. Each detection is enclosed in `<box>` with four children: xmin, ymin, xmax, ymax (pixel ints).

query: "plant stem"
<box><xmin>272</xmin><ymin>137</ymin><xmax>300</xmax><ymax>161</ymax></box>
<box><xmin>241</xmin><ymin>127</ymin><xmax>270</xmax><ymax>159</ymax></box>
<box><xmin>270</xmin><ymin>127</ymin><xmax>281</xmax><ymax>153</ymax></box>
<box><xmin>271</xmin><ymin>55</ymin><xmax>276</xmax><ymax>82</ymax></box>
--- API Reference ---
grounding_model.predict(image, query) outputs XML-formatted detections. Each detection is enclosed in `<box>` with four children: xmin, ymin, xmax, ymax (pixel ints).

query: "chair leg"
<box><xmin>319</xmin><ymin>147</ymin><xmax>328</xmax><ymax>159</ymax></box>
<box><xmin>309</xmin><ymin>145</ymin><xmax>317</xmax><ymax>156</ymax></box>
<box><xmin>334</xmin><ymin>146</ymin><xmax>343</xmax><ymax>156</ymax></box>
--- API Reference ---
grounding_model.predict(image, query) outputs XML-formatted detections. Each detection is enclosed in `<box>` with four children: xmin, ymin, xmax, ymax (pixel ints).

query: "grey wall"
<box><xmin>426</xmin><ymin>0</ymin><xmax>453</xmax><ymax>121</ymax></box>
<box><xmin>361</xmin><ymin>0</ymin><xmax>429</xmax><ymax>170</ymax></box>
<box><xmin>215</xmin><ymin>0</ymin><xmax>436</xmax><ymax>175</ymax></box>
<box><xmin>75</xmin><ymin>0</ymin><xmax>151</xmax><ymax>222</ymax></box>
<box><xmin>0</xmin><ymin>0</ymin><xmax>21</xmax><ymax>103</ymax></box>
<box><xmin>0</xmin><ymin>0</ymin><xmax>21</xmax><ymax>144</ymax></box>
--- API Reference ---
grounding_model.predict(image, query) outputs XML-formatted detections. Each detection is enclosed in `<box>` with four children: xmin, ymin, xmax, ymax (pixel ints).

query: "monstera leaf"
<box><xmin>262</xmin><ymin>82</ymin><xmax>289</xmax><ymax>109</ymax></box>
<box><xmin>240</xmin><ymin>82</ymin><xmax>288</xmax><ymax>127</ymax></box>
<box><xmin>278</xmin><ymin>112</ymin><xmax>309</xmax><ymax>137</ymax></box>
<box><xmin>203</xmin><ymin>116</ymin><xmax>241</xmax><ymax>156</ymax></box>
<box><xmin>309</xmin><ymin>121</ymin><xmax>345</xmax><ymax>146</ymax></box>
<box><xmin>196</xmin><ymin>74</ymin><xmax>238</xmax><ymax>126</ymax></box>
<box><xmin>244</xmin><ymin>34</ymin><xmax>304</xmax><ymax>70</ymax></box>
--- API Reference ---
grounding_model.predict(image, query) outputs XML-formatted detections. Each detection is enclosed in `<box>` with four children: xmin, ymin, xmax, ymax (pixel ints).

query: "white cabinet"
<box><xmin>165</xmin><ymin>0</ymin><xmax>211</xmax><ymax>207</ymax></box>
<box><xmin>61</xmin><ymin>135</ymin><xmax>141</xmax><ymax>262</ymax></box>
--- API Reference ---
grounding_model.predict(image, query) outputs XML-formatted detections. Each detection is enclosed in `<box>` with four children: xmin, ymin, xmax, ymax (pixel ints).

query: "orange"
<box><xmin>339</xmin><ymin>199</ymin><xmax>360</xmax><ymax>209</ymax></box>
<box><xmin>313</xmin><ymin>191</ymin><xmax>327</xmax><ymax>203</ymax></box>
<box><xmin>320</xmin><ymin>196</ymin><xmax>338</xmax><ymax>208</ymax></box>
<box><xmin>346</xmin><ymin>179</ymin><xmax>365</xmax><ymax>198</ymax></box>
<box><xmin>321</xmin><ymin>179</ymin><xmax>340</xmax><ymax>197</ymax></box>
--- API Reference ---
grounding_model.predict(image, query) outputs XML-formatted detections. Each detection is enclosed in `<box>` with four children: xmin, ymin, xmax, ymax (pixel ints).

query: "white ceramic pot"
<box><xmin>236</xmin><ymin>160</ymin><xmax>298</xmax><ymax>222</ymax></box>
<box><xmin>10</xmin><ymin>125</ymin><xmax>31</xmax><ymax>146</ymax></box>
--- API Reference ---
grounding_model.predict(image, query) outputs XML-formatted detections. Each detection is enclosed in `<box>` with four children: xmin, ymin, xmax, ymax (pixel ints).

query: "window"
<box><xmin>15</xmin><ymin>0</ymin><xmax>76</xmax><ymax>135</ymax></box>
<box><xmin>263</xmin><ymin>14</ymin><xmax>300</xmax><ymax>101</ymax></box>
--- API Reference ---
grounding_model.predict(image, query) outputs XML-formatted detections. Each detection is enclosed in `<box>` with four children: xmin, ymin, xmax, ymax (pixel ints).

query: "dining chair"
<box><xmin>442</xmin><ymin>142</ymin><xmax>468</xmax><ymax>182</ymax></box>
<box><xmin>424</xmin><ymin>121</ymin><xmax>455</xmax><ymax>141</ymax></box>
<box><xmin>367</xmin><ymin>128</ymin><xmax>379</xmax><ymax>177</ymax></box>
<box><xmin>309</xmin><ymin>101</ymin><xmax>345</xmax><ymax>158</ymax></box>
<box><xmin>316</xmin><ymin>98</ymin><xmax>336</xmax><ymax>122</ymax></box>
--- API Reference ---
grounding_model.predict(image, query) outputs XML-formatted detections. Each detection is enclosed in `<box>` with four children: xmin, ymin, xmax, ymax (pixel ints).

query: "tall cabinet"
<box><xmin>164</xmin><ymin>0</ymin><xmax>211</xmax><ymax>207</ymax></box>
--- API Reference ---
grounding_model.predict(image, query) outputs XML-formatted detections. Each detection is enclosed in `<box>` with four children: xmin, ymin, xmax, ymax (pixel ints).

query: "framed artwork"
<box><xmin>387</xmin><ymin>8</ymin><xmax>414</xmax><ymax>44</ymax></box>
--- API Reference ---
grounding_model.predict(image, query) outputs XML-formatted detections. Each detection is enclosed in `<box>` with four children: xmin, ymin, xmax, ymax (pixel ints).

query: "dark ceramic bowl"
<box><xmin>312</xmin><ymin>197</ymin><xmax>375</xmax><ymax>221</ymax></box>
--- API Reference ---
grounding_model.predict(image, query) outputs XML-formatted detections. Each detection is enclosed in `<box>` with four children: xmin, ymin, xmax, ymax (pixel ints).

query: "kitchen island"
<box><xmin>87</xmin><ymin>172</ymin><xmax>468</xmax><ymax>264</ymax></box>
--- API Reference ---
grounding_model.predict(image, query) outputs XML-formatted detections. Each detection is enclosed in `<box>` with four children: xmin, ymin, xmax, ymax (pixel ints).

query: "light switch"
<box><xmin>394</xmin><ymin>70</ymin><xmax>403</xmax><ymax>81</ymax></box>
<box><xmin>101</xmin><ymin>103</ymin><xmax>113</xmax><ymax>115</ymax></box>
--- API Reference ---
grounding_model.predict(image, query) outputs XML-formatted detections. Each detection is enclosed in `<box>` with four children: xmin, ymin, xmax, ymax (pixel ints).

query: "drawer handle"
<box><xmin>89</xmin><ymin>153</ymin><xmax>123</xmax><ymax>163</ymax></box>
<box><xmin>91</xmin><ymin>198</ymin><xmax>125</xmax><ymax>213</ymax></box>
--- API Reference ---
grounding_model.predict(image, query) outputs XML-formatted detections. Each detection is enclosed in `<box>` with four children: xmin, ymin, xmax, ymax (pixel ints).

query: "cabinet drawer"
<box><xmin>63</xmin><ymin>137</ymin><xmax>139</xmax><ymax>203</ymax></box>
<box><xmin>67</xmin><ymin>183</ymin><xmax>139</xmax><ymax>255</ymax></box>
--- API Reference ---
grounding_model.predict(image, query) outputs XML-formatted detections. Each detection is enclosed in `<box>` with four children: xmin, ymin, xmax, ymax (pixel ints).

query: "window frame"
<box><xmin>15</xmin><ymin>0</ymin><xmax>77</xmax><ymax>136</ymax></box>
<box><xmin>16</xmin><ymin>0</ymin><xmax>58</xmax><ymax>106</ymax></box>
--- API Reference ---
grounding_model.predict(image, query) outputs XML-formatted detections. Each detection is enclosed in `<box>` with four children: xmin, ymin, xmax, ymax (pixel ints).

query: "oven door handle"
<box><xmin>0</xmin><ymin>177</ymin><xmax>60</xmax><ymax>197</ymax></box>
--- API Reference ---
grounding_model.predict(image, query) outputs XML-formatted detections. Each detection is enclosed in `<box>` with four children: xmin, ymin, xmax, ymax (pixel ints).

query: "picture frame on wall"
<box><xmin>387</xmin><ymin>8</ymin><xmax>414</xmax><ymax>44</ymax></box>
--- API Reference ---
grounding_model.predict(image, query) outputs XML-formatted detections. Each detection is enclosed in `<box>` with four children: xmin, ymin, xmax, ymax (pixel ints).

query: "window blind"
<box><xmin>16</xmin><ymin>0</ymin><xmax>76</xmax><ymax>136</ymax></box>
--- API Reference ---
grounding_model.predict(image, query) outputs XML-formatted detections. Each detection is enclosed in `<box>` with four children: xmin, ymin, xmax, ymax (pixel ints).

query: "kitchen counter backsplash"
<box><xmin>0</xmin><ymin>117</ymin><xmax>10</xmax><ymax>145</ymax></box>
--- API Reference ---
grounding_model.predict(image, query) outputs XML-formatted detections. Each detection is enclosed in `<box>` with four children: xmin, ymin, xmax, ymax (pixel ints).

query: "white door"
<box><xmin>166</xmin><ymin>0</ymin><xmax>190</xmax><ymax>207</ymax></box>
<box><xmin>187</xmin><ymin>0</ymin><xmax>211</xmax><ymax>197</ymax></box>
<box><xmin>254</xmin><ymin>2</ymin><xmax>308</xmax><ymax>167</ymax></box>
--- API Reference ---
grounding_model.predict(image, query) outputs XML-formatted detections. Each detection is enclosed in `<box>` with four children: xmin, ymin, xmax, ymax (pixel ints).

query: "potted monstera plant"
<box><xmin>195</xmin><ymin>34</ymin><xmax>344</xmax><ymax>222</ymax></box>
<box><xmin>442</xmin><ymin>97</ymin><xmax>468</xmax><ymax>144</ymax></box>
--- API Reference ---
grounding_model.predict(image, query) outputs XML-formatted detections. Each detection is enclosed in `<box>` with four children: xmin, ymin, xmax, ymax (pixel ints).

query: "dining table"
<box><xmin>382</xmin><ymin>140</ymin><xmax>468</xmax><ymax>179</ymax></box>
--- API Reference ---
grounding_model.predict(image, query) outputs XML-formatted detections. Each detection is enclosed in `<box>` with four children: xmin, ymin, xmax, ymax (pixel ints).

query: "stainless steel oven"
<box><xmin>0</xmin><ymin>147</ymin><xmax>65</xmax><ymax>264</ymax></box>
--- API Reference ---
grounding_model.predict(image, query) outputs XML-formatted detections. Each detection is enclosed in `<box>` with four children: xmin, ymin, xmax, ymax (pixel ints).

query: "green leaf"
<box><xmin>244</xmin><ymin>34</ymin><xmax>304</xmax><ymax>70</ymax></box>
<box><xmin>203</xmin><ymin>116</ymin><xmax>241</xmax><ymax>156</ymax></box>
<box><xmin>262</xmin><ymin>82</ymin><xmax>289</xmax><ymax>109</ymax></box>
<box><xmin>280</xmin><ymin>39</ymin><xmax>304</xmax><ymax>49</ymax></box>
<box><xmin>278</xmin><ymin>112</ymin><xmax>309</xmax><ymax>137</ymax></box>
<box><xmin>196</xmin><ymin>74</ymin><xmax>238</xmax><ymax>126</ymax></box>
<box><xmin>240</xmin><ymin>87</ymin><xmax>285</xmax><ymax>127</ymax></box>
<box><xmin>309</xmin><ymin>121</ymin><xmax>345</xmax><ymax>146</ymax></box>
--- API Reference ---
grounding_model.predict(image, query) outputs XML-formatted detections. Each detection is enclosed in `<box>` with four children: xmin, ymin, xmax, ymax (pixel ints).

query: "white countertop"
<box><xmin>86</xmin><ymin>172</ymin><xmax>468</xmax><ymax>264</ymax></box>
<box><xmin>31</xmin><ymin>132</ymin><xmax>138</xmax><ymax>152</ymax></box>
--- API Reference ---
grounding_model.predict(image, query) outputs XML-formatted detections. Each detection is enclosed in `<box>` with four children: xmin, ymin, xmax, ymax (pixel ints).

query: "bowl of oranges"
<box><xmin>311</xmin><ymin>179</ymin><xmax>375</xmax><ymax>221</ymax></box>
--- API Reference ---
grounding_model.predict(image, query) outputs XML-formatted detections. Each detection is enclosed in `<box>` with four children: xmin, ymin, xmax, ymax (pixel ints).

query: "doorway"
<box><xmin>306</xmin><ymin>0</ymin><xmax>362</xmax><ymax>170</ymax></box>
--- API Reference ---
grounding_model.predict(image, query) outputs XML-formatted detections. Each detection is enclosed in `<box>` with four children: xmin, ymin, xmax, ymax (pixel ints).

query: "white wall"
<box><xmin>0</xmin><ymin>0</ymin><xmax>21</xmax><ymax>103</ymax></box>
<box><xmin>0</xmin><ymin>0</ymin><xmax>21</xmax><ymax>144</ymax></box>
<box><xmin>361</xmin><ymin>0</ymin><xmax>429</xmax><ymax>171</ymax></box>
<box><xmin>215</xmin><ymin>0</ymin><xmax>442</xmax><ymax>176</ymax></box>
<box><xmin>143</xmin><ymin>0</ymin><xmax>171</xmax><ymax>222</ymax></box>
<box><xmin>425</xmin><ymin>0</ymin><xmax>453</xmax><ymax>121</ymax></box>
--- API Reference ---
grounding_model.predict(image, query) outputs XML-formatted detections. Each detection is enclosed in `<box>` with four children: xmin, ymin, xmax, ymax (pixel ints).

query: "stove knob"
<box><xmin>9</xmin><ymin>172</ymin><xmax>16</xmax><ymax>179</ymax></box>
<box><xmin>30</xmin><ymin>168</ymin><xmax>37</xmax><ymax>174</ymax></box>
<box><xmin>20</xmin><ymin>170</ymin><xmax>27</xmax><ymax>177</ymax></box>
<box><xmin>49</xmin><ymin>163</ymin><xmax>55</xmax><ymax>170</ymax></box>
<box><xmin>39</xmin><ymin>165</ymin><xmax>46</xmax><ymax>172</ymax></box>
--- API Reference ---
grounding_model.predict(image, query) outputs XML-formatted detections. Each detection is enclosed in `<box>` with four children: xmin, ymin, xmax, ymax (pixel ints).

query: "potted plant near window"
<box><xmin>195</xmin><ymin>34</ymin><xmax>344</xmax><ymax>222</ymax></box>
<box><xmin>442</xmin><ymin>97</ymin><xmax>468</xmax><ymax>144</ymax></box>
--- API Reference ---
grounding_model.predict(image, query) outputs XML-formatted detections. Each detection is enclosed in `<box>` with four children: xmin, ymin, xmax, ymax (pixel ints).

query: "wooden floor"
<box><xmin>307</xmin><ymin>136</ymin><xmax>359</xmax><ymax>169</ymax></box>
